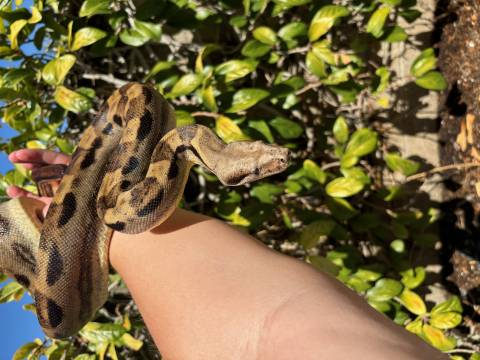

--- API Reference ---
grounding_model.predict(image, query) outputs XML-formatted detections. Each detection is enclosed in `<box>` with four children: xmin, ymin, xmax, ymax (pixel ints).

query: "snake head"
<box><xmin>221</xmin><ymin>141</ymin><xmax>290</xmax><ymax>186</ymax></box>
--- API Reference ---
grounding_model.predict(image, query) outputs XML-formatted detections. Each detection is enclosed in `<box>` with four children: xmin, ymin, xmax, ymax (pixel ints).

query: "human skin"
<box><xmin>8</xmin><ymin>149</ymin><xmax>447</xmax><ymax>360</ymax></box>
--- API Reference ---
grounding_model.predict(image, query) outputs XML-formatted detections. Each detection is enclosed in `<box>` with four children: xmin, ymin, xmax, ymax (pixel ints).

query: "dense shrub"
<box><xmin>0</xmin><ymin>0</ymin><xmax>475</xmax><ymax>358</ymax></box>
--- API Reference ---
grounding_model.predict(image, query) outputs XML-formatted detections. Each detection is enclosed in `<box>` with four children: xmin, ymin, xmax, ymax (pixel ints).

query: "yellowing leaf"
<box><xmin>26</xmin><ymin>140</ymin><xmax>46</xmax><ymax>149</ymax></box>
<box><xmin>55</xmin><ymin>86</ymin><xmax>92</xmax><ymax>114</ymax></box>
<box><xmin>215</xmin><ymin>115</ymin><xmax>250</xmax><ymax>143</ymax></box>
<box><xmin>71</xmin><ymin>27</ymin><xmax>107</xmax><ymax>51</ymax></box>
<box><xmin>28</xmin><ymin>6</ymin><xmax>42</xmax><ymax>24</ymax></box>
<box><xmin>430</xmin><ymin>312</ymin><xmax>462</xmax><ymax>330</ymax></box>
<box><xmin>422</xmin><ymin>324</ymin><xmax>456</xmax><ymax>351</ymax></box>
<box><xmin>326</xmin><ymin>177</ymin><xmax>364</xmax><ymax>198</ymax></box>
<box><xmin>120</xmin><ymin>333</ymin><xmax>143</xmax><ymax>351</ymax></box>
<box><xmin>309</xmin><ymin>5</ymin><xmax>349</xmax><ymax>41</ymax></box>
<box><xmin>366</xmin><ymin>6</ymin><xmax>390</xmax><ymax>38</ymax></box>
<box><xmin>253</xmin><ymin>26</ymin><xmax>277</xmax><ymax>45</ymax></box>
<box><xmin>42</xmin><ymin>54</ymin><xmax>76</xmax><ymax>85</ymax></box>
<box><xmin>9</xmin><ymin>19</ymin><xmax>27</xmax><ymax>49</ymax></box>
<box><xmin>79</xmin><ymin>0</ymin><xmax>111</xmax><ymax>17</ymax></box>
<box><xmin>216</xmin><ymin>59</ymin><xmax>257</xmax><ymax>83</ymax></box>
<box><xmin>399</xmin><ymin>289</ymin><xmax>426</xmax><ymax>315</ymax></box>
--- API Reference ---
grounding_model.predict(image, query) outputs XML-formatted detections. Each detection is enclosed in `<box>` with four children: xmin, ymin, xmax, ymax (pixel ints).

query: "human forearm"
<box><xmin>109</xmin><ymin>209</ymin><xmax>446</xmax><ymax>360</ymax></box>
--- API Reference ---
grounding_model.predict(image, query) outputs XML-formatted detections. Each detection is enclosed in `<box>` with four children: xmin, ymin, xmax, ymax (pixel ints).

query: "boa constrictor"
<box><xmin>0</xmin><ymin>83</ymin><xmax>289</xmax><ymax>339</ymax></box>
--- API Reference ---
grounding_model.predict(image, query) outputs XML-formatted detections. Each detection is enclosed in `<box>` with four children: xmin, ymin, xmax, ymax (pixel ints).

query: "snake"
<box><xmin>0</xmin><ymin>83</ymin><xmax>289</xmax><ymax>339</ymax></box>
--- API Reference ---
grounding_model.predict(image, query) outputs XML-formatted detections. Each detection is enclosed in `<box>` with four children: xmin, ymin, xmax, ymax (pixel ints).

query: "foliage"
<box><xmin>0</xmin><ymin>0</ymin><xmax>473</xmax><ymax>358</ymax></box>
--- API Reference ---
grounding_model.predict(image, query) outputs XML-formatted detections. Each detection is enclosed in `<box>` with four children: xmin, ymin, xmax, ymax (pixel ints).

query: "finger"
<box><xmin>9</xmin><ymin>149</ymin><xmax>71</xmax><ymax>166</ymax></box>
<box><xmin>7</xmin><ymin>186</ymin><xmax>52</xmax><ymax>217</ymax></box>
<box><xmin>6</xmin><ymin>185</ymin><xmax>32</xmax><ymax>198</ymax></box>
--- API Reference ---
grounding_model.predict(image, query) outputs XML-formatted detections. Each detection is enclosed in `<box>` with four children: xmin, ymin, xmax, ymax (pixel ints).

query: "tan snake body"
<box><xmin>0</xmin><ymin>83</ymin><xmax>289</xmax><ymax>338</ymax></box>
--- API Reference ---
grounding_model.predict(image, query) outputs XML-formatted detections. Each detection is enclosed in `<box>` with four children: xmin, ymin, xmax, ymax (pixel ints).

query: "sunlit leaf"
<box><xmin>326</xmin><ymin>177</ymin><xmax>364</xmax><ymax>198</ymax></box>
<box><xmin>309</xmin><ymin>5</ymin><xmax>349</xmax><ymax>41</ymax></box>
<box><xmin>71</xmin><ymin>27</ymin><xmax>107</xmax><ymax>51</ymax></box>
<box><xmin>79</xmin><ymin>0</ymin><xmax>111</xmax><ymax>17</ymax></box>
<box><xmin>55</xmin><ymin>86</ymin><xmax>92</xmax><ymax>114</ymax></box>
<box><xmin>414</xmin><ymin>71</ymin><xmax>447</xmax><ymax>91</ymax></box>
<box><xmin>215</xmin><ymin>115</ymin><xmax>250</xmax><ymax>143</ymax></box>
<box><xmin>42</xmin><ymin>54</ymin><xmax>76</xmax><ymax>85</ymax></box>
<box><xmin>226</xmin><ymin>88</ymin><xmax>269</xmax><ymax>113</ymax></box>
<box><xmin>399</xmin><ymin>288</ymin><xmax>426</xmax><ymax>315</ymax></box>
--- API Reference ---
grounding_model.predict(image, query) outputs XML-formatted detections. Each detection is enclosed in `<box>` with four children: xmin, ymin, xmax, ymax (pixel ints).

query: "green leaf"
<box><xmin>410</xmin><ymin>48</ymin><xmax>437</xmax><ymax>77</ymax></box>
<box><xmin>169</xmin><ymin>73</ymin><xmax>203</xmax><ymax>98</ymax></box>
<box><xmin>390</xmin><ymin>239</ymin><xmax>405</xmax><ymax>253</ymax></box>
<box><xmin>175</xmin><ymin>110</ymin><xmax>195</xmax><ymax>127</ymax></box>
<box><xmin>226</xmin><ymin>88</ymin><xmax>269</xmax><ymax>113</ymax></box>
<box><xmin>250</xmin><ymin>183</ymin><xmax>283</xmax><ymax>204</ymax></box>
<box><xmin>0</xmin><ymin>281</ymin><xmax>24</xmax><ymax>302</ymax></box>
<box><xmin>54</xmin><ymin>86</ymin><xmax>92</xmax><ymax>114</ymax></box>
<box><xmin>326</xmin><ymin>197</ymin><xmax>358</xmax><ymax>220</ymax></box>
<box><xmin>308</xmin><ymin>5</ymin><xmax>349</xmax><ymax>42</ymax></box>
<box><xmin>248</xmin><ymin>120</ymin><xmax>274</xmax><ymax>142</ymax></box>
<box><xmin>399</xmin><ymin>289</ymin><xmax>427</xmax><ymax>315</ymax></box>
<box><xmin>12</xmin><ymin>341</ymin><xmax>40</xmax><ymax>360</ymax></box>
<box><xmin>215</xmin><ymin>115</ymin><xmax>250</xmax><ymax>143</ymax></box>
<box><xmin>400</xmin><ymin>267</ymin><xmax>426</xmax><ymax>289</ymax></box>
<box><xmin>431</xmin><ymin>296</ymin><xmax>463</xmax><ymax>315</ymax></box>
<box><xmin>340</xmin><ymin>167</ymin><xmax>371</xmax><ymax>186</ymax></box>
<box><xmin>216</xmin><ymin>59</ymin><xmax>257</xmax><ymax>83</ymax></box>
<box><xmin>272</xmin><ymin>0</ymin><xmax>311</xmax><ymax>15</ymax></box>
<box><xmin>366</xmin><ymin>6</ymin><xmax>390</xmax><ymax>38</ymax></box>
<box><xmin>344</xmin><ymin>128</ymin><xmax>378</xmax><ymax>159</ymax></box>
<box><xmin>430</xmin><ymin>312</ymin><xmax>462</xmax><ymax>330</ymax></box>
<box><xmin>270</xmin><ymin>117</ymin><xmax>303</xmax><ymax>139</ymax></box>
<box><xmin>306</xmin><ymin>50</ymin><xmax>327</xmax><ymax>78</ymax></box>
<box><xmin>414</xmin><ymin>71</ymin><xmax>447</xmax><ymax>91</ymax></box>
<box><xmin>379</xmin><ymin>0</ymin><xmax>401</xmax><ymax>5</ymax></box>
<box><xmin>79</xmin><ymin>0</ymin><xmax>111</xmax><ymax>17</ymax></box>
<box><xmin>373</xmin><ymin>67</ymin><xmax>390</xmax><ymax>94</ymax></box>
<box><xmin>308</xmin><ymin>256</ymin><xmax>340</xmax><ymax>276</ymax></box>
<box><xmin>144</xmin><ymin>61</ymin><xmax>175</xmax><ymax>80</ymax></box>
<box><xmin>384</xmin><ymin>26</ymin><xmax>407</xmax><ymax>42</ymax></box>
<box><xmin>385</xmin><ymin>152</ymin><xmax>420</xmax><ymax>176</ymax></box>
<box><xmin>299</xmin><ymin>219</ymin><xmax>336</xmax><ymax>249</ymax></box>
<box><xmin>333</xmin><ymin>115</ymin><xmax>348</xmax><ymax>143</ymax></box>
<box><xmin>71</xmin><ymin>27</ymin><xmax>107</xmax><ymax>51</ymax></box>
<box><xmin>241</xmin><ymin>40</ymin><xmax>272</xmax><ymax>58</ymax></box>
<box><xmin>42</xmin><ymin>54</ymin><xmax>76</xmax><ymax>85</ymax></box>
<box><xmin>253</xmin><ymin>26</ymin><xmax>277</xmax><ymax>45</ymax></box>
<box><xmin>303</xmin><ymin>159</ymin><xmax>326</xmax><ymax>184</ymax></box>
<box><xmin>278</xmin><ymin>22</ymin><xmax>307</xmax><ymax>42</ymax></box>
<box><xmin>366</xmin><ymin>278</ymin><xmax>403</xmax><ymax>302</ymax></box>
<box><xmin>119</xmin><ymin>19</ymin><xmax>162</xmax><ymax>47</ymax></box>
<box><xmin>325</xmin><ymin>177</ymin><xmax>364</xmax><ymax>198</ymax></box>
<box><xmin>311</xmin><ymin>40</ymin><xmax>336</xmax><ymax>65</ymax></box>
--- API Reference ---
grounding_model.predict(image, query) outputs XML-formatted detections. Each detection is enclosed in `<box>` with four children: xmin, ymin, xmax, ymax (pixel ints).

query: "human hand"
<box><xmin>7</xmin><ymin>149</ymin><xmax>71</xmax><ymax>215</ymax></box>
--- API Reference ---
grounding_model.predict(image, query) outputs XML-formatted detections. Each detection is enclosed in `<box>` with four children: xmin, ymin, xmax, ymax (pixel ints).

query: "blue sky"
<box><xmin>0</xmin><ymin>0</ymin><xmax>47</xmax><ymax>357</ymax></box>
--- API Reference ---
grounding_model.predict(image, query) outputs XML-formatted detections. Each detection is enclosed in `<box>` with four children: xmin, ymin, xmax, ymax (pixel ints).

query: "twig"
<box><xmin>287</xmin><ymin>45</ymin><xmax>310</xmax><ymax>54</ymax></box>
<box><xmin>322</xmin><ymin>161</ymin><xmax>340</xmax><ymax>171</ymax></box>
<box><xmin>295</xmin><ymin>81</ymin><xmax>322</xmax><ymax>96</ymax></box>
<box><xmin>445</xmin><ymin>349</ymin><xmax>477</xmax><ymax>355</ymax></box>
<box><xmin>82</xmin><ymin>73</ymin><xmax>128</xmax><ymax>87</ymax></box>
<box><xmin>191</xmin><ymin>111</ymin><xmax>219</xmax><ymax>118</ymax></box>
<box><xmin>405</xmin><ymin>162</ymin><xmax>480</xmax><ymax>182</ymax></box>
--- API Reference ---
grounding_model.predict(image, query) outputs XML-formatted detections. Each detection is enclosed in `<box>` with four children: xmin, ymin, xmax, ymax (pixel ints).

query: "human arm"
<box><xmin>8</xmin><ymin>149</ymin><xmax>447</xmax><ymax>360</ymax></box>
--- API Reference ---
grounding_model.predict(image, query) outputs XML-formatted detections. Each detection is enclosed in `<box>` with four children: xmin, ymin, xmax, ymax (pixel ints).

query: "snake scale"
<box><xmin>0</xmin><ymin>83</ymin><xmax>289</xmax><ymax>338</ymax></box>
